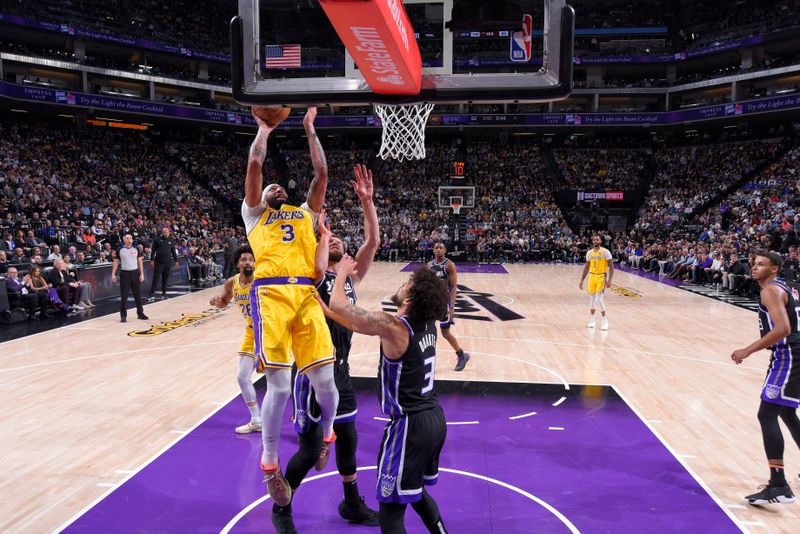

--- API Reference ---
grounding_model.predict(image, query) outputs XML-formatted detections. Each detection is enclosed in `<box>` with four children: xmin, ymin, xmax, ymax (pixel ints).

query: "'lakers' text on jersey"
<box><xmin>233</xmin><ymin>274</ymin><xmax>253</xmax><ymax>327</ymax></box>
<box><xmin>244</xmin><ymin>203</ymin><xmax>317</xmax><ymax>279</ymax></box>
<box><xmin>758</xmin><ymin>279</ymin><xmax>800</xmax><ymax>408</ymax></box>
<box><xmin>379</xmin><ymin>317</ymin><xmax>440</xmax><ymax>417</ymax></box>
<box><xmin>233</xmin><ymin>274</ymin><xmax>258</xmax><ymax>368</ymax></box>
<box><xmin>586</xmin><ymin>247</ymin><xmax>612</xmax><ymax>275</ymax></box>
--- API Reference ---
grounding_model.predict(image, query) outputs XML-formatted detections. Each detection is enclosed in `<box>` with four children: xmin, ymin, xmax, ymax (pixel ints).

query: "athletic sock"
<box><xmin>343</xmin><ymin>479</ymin><xmax>360</xmax><ymax>506</ymax></box>
<box><xmin>456</xmin><ymin>349</ymin><xmax>464</xmax><ymax>357</ymax></box>
<box><xmin>769</xmin><ymin>464</ymin><xmax>786</xmax><ymax>486</ymax></box>
<box><xmin>273</xmin><ymin>502</ymin><xmax>292</xmax><ymax>514</ymax></box>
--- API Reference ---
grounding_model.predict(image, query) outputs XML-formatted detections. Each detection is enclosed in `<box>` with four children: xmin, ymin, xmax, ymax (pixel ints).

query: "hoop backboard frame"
<box><xmin>439</xmin><ymin>186</ymin><xmax>475</xmax><ymax>211</ymax></box>
<box><xmin>230</xmin><ymin>0</ymin><xmax>574</xmax><ymax>107</ymax></box>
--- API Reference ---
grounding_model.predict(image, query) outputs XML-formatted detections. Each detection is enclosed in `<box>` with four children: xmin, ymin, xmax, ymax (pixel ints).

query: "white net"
<box><xmin>374</xmin><ymin>103</ymin><xmax>435</xmax><ymax>161</ymax></box>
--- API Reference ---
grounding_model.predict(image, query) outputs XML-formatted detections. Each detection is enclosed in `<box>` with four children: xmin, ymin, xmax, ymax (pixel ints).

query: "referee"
<box><xmin>112</xmin><ymin>234</ymin><xmax>148</xmax><ymax>323</ymax></box>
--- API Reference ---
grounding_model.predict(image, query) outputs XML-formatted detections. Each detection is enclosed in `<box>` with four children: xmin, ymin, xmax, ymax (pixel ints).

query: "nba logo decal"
<box><xmin>510</xmin><ymin>14</ymin><xmax>532</xmax><ymax>62</ymax></box>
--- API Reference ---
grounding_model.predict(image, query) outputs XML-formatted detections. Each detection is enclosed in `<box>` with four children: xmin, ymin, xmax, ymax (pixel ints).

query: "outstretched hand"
<box><xmin>352</xmin><ymin>164</ymin><xmax>374</xmax><ymax>200</ymax></box>
<box><xmin>335</xmin><ymin>254</ymin><xmax>358</xmax><ymax>277</ymax></box>
<box><xmin>318</xmin><ymin>209</ymin><xmax>331</xmax><ymax>239</ymax></box>
<box><xmin>251</xmin><ymin>108</ymin><xmax>275</xmax><ymax>131</ymax></box>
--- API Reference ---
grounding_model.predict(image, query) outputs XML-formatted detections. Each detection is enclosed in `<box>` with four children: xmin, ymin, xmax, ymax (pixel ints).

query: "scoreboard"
<box><xmin>451</xmin><ymin>161</ymin><xmax>465</xmax><ymax>179</ymax></box>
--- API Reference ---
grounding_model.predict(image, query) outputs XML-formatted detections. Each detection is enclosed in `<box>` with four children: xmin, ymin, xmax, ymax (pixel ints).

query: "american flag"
<box><xmin>265</xmin><ymin>44</ymin><xmax>301</xmax><ymax>69</ymax></box>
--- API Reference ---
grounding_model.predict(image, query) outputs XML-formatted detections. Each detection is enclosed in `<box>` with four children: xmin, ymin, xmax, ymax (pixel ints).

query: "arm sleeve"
<box><xmin>241</xmin><ymin>200</ymin><xmax>265</xmax><ymax>235</ymax></box>
<box><xmin>300</xmin><ymin>201</ymin><xmax>320</xmax><ymax>230</ymax></box>
<box><xmin>603</xmin><ymin>249</ymin><xmax>613</xmax><ymax>260</ymax></box>
<box><xmin>585</xmin><ymin>250</ymin><xmax>592</xmax><ymax>262</ymax></box>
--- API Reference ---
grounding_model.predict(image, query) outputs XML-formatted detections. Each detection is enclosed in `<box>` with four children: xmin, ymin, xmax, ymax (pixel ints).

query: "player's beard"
<box><xmin>243</xmin><ymin>266</ymin><xmax>254</xmax><ymax>277</ymax></box>
<box><xmin>329</xmin><ymin>250</ymin><xmax>343</xmax><ymax>262</ymax></box>
<box><xmin>266</xmin><ymin>197</ymin><xmax>285</xmax><ymax>210</ymax></box>
<box><xmin>390</xmin><ymin>292</ymin><xmax>402</xmax><ymax>307</ymax></box>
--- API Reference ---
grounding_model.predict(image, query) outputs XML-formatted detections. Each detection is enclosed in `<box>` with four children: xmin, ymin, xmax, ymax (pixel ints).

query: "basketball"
<box><xmin>252</xmin><ymin>106</ymin><xmax>291</xmax><ymax>128</ymax></box>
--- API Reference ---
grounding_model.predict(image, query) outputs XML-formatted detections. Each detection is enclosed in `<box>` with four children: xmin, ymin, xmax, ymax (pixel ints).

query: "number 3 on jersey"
<box><xmin>280</xmin><ymin>224</ymin><xmax>295</xmax><ymax>243</ymax></box>
<box><xmin>422</xmin><ymin>356</ymin><xmax>436</xmax><ymax>395</ymax></box>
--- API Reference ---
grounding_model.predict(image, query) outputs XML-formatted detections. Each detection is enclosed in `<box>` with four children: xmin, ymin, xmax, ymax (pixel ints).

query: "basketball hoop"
<box><xmin>450</xmin><ymin>196</ymin><xmax>464</xmax><ymax>215</ymax></box>
<box><xmin>374</xmin><ymin>103</ymin><xmax>435</xmax><ymax>161</ymax></box>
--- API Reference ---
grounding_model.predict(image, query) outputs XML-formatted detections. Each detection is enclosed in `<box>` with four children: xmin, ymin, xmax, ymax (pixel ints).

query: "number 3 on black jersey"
<box><xmin>280</xmin><ymin>224</ymin><xmax>295</xmax><ymax>243</ymax></box>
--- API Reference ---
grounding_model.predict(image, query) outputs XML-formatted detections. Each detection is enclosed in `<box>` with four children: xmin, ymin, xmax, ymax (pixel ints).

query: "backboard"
<box><xmin>230</xmin><ymin>0</ymin><xmax>574</xmax><ymax>107</ymax></box>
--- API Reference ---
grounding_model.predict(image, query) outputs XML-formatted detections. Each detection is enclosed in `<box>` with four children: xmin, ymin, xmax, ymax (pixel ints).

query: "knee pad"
<box><xmin>589</xmin><ymin>293</ymin><xmax>597</xmax><ymax>309</ymax></box>
<box><xmin>236</xmin><ymin>356</ymin><xmax>255</xmax><ymax>385</ymax></box>
<box><xmin>305</xmin><ymin>364</ymin><xmax>336</xmax><ymax>394</ymax></box>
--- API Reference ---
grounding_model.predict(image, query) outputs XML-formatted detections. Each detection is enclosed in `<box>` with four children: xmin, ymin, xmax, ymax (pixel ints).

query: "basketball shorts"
<box><xmin>237</xmin><ymin>325</ymin><xmax>264</xmax><ymax>373</ymax></box>
<box><xmin>377</xmin><ymin>405</ymin><xmax>447</xmax><ymax>504</ymax></box>
<box><xmin>250</xmin><ymin>278</ymin><xmax>335</xmax><ymax>375</ymax></box>
<box><xmin>293</xmin><ymin>358</ymin><xmax>357</xmax><ymax>434</ymax></box>
<box><xmin>439</xmin><ymin>308</ymin><xmax>454</xmax><ymax>329</ymax></box>
<box><xmin>761</xmin><ymin>346</ymin><xmax>800</xmax><ymax>408</ymax></box>
<box><xmin>587</xmin><ymin>273</ymin><xmax>607</xmax><ymax>294</ymax></box>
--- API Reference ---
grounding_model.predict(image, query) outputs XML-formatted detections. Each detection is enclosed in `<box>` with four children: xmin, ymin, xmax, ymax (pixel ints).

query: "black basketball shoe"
<box><xmin>271</xmin><ymin>504</ymin><xmax>298</xmax><ymax>534</ymax></box>
<box><xmin>745</xmin><ymin>483</ymin><xmax>795</xmax><ymax>505</ymax></box>
<box><xmin>338</xmin><ymin>496</ymin><xmax>380</xmax><ymax>526</ymax></box>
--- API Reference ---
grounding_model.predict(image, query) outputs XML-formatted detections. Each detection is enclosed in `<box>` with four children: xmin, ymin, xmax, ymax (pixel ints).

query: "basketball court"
<box><xmin>2</xmin><ymin>1</ymin><xmax>799</xmax><ymax>532</ymax></box>
<box><xmin>2</xmin><ymin>263</ymin><xmax>798</xmax><ymax>533</ymax></box>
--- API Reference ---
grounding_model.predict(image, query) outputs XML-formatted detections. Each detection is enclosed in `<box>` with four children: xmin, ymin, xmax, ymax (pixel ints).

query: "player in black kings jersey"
<box><xmin>429</xmin><ymin>241</ymin><xmax>470</xmax><ymax>371</ymax></box>
<box><xmin>330</xmin><ymin>255</ymin><xmax>450</xmax><ymax>534</ymax></box>
<box><xmin>731</xmin><ymin>252</ymin><xmax>800</xmax><ymax>505</ymax></box>
<box><xmin>273</xmin><ymin>165</ymin><xmax>381</xmax><ymax>532</ymax></box>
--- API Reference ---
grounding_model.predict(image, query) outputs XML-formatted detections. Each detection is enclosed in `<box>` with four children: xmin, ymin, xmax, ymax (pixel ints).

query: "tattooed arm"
<box><xmin>329</xmin><ymin>255</ymin><xmax>409</xmax><ymax>359</ymax></box>
<box><xmin>303</xmin><ymin>107</ymin><xmax>328</xmax><ymax>212</ymax></box>
<box><xmin>244</xmin><ymin>109</ymin><xmax>274</xmax><ymax>209</ymax></box>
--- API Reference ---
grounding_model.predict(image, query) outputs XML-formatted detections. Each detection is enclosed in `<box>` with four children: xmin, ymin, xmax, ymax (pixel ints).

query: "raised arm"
<box><xmin>245</xmin><ymin>110</ymin><xmax>275</xmax><ymax>208</ymax></box>
<box><xmin>303</xmin><ymin>107</ymin><xmax>328</xmax><ymax>212</ymax></box>
<box><xmin>210</xmin><ymin>277</ymin><xmax>236</xmax><ymax>308</ymax></box>
<box><xmin>352</xmin><ymin>164</ymin><xmax>380</xmax><ymax>284</ymax></box>
<box><xmin>329</xmin><ymin>255</ymin><xmax>409</xmax><ymax>358</ymax></box>
<box><xmin>314</xmin><ymin>210</ymin><xmax>331</xmax><ymax>284</ymax></box>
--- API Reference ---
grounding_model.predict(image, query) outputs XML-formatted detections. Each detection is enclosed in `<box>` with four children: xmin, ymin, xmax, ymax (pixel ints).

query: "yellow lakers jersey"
<box><xmin>587</xmin><ymin>247</ymin><xmax>612</xmax><ymax>275</ymax></box>
<box><xmin>233</xmin><ymin>274</ymin><xmax>253</xmax><ymax>327</ymax></box>
<box><xmin>248</xmin><ymin>204</ymin><xmax>317</xmax><ymax>279</ymax></box>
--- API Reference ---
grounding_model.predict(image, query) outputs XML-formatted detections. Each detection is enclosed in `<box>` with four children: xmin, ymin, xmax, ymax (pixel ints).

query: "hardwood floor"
<box><xmin>1</xmin><ymin>263</ymin><xmax>797</xmax><ymax>533</ymax></box>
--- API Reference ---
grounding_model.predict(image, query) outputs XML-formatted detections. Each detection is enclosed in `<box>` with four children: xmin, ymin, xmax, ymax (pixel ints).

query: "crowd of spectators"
<box><xmin>4</xmin><ymin>115</ymin><xmax>800</xmax><ymax>325</ymax></box>
<box><xmin>0</xmin><ymin>119</ymin><xmax>242</xmax><ymax>320</ymax></box>
<box><xmin>634</xmin><ymin>139</ymin><xmax>781</xmax><ymax>232</ymax></box>
<box><xmin>620</xmin><ymin>134</ymin><xmax>800</xmax><ymax>296</ymax></box>
<box><xmin>0</xmin><ymin>0</ymin><xmax>236</xmax><ymax>55</ymax></box>
<box><xmin>250</xmin><ymin>141</ymin><xmax>577</xmax><ymax>264</ymax></box>
<box><xmin>553</xmin><ymin>148</ymin><xmax>650</xmax><ymax>190</ymax></box>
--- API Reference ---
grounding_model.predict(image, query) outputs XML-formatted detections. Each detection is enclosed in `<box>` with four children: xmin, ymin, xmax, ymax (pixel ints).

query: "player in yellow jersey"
<box><xmin>579</xmin><ymin>234</ymin><xmax>614</xmax><ymax>331</ymax></box>
<box><xmin>209</xmin><ymin>245</ymin><xmax>263</xmax><ymax>434</ymax></box>
<box><xmin>242</xmin><ymin>106</ymin><xmax>339</xmax><ymax>510</ymax></box>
